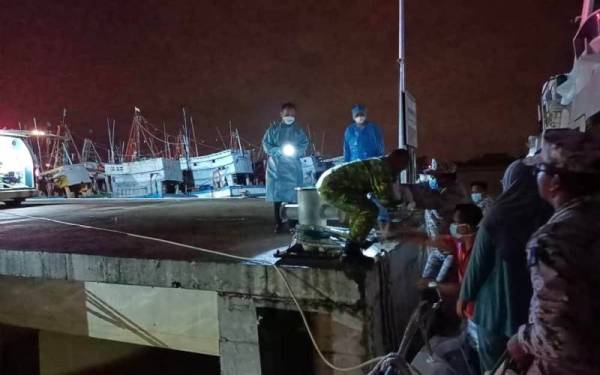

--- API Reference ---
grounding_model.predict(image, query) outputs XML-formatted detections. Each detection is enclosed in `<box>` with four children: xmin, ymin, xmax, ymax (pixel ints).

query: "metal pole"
<box><xmin>398</xmin><ymin>0</ymin><xmax>406</xmax><ymax>149</ymax></box>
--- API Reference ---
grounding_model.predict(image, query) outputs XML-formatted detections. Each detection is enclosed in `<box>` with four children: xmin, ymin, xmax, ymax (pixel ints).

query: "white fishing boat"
<box><xmin>105</xmin><ymin>157</ymin><xmax>182</xmax><ymax>198</ymax></box>
<box><xmin>180</xmin><ymin>148</ymin><xmax>266</xmax><ymax>198</ymax></box>
<box><xmin>37</xmin><ymin>112</ymin><xmax>107</xmax><ymax>197</ymax></box>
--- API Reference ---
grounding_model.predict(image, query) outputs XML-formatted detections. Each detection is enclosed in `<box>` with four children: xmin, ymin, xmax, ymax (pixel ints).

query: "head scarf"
<box><xmin>483</xmin><ymin>159</ymin><xmax>553</xmax><ymax>264</ymax></box>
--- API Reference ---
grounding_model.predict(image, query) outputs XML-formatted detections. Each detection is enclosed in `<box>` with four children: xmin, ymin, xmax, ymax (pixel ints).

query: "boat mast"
<box><xmin>107</xmin><ymin>118</ymin><xmax>116</xmax><ymax>164</ymax></box>
<box><xmin>162</xmin><ymin>122</ymin><xmax>171</xmax><ymax>159</ymax></box>
<box><xmin>190</xmin><ymin>116</ymin><xmax>199</xmax><ymax>157</ymax></box>
<box><xmin>181</xmin><ymin>107</ymin><xmax>192</xmax><ymax>169</ymax></box>
<box><xmin>32</xmin><ymin>117</ymin><xmax>44</xmax><ymax>172</ymax></box>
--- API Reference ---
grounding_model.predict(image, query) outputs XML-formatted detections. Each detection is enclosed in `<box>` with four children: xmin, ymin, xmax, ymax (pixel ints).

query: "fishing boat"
<box><xmin>34</xmin><ymin>111</ymin><xmax>107</xmax><ymax>197</ymax></box>
<box><xmin>104</xmin><ymin>108</ymin><xmax>183</xmax><ymax>198</ymax></box>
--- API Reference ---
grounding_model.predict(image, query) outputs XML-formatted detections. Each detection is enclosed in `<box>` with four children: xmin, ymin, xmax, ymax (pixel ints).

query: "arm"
<box><xmin>262</xmin><ymin>126</ymin><xmax>280</xmax><ymax>157</ymax></box>
<box><xmin>403</xmin><ymin>184</ymin><xmax>445</xmax><ymax>209</ymax></box>
<box><xmin>459</xmin><ymin>226</ymin><xmax>495</xmax><ymax>301</ymax></box>
<box><xmin>376</xmin><ymin>180</ymin><xmax>395</xmax><ymax>207</ymax></box>
<box><xmin>374</xmin><ymin>124</ymin><xmax>385</xmax><ymax>157</ymax></box>
<box><xmin>343</xmin><ymin>128</ymin><xmax>351</xmax><ymax>162</ymax></box>
<box><xmin>516</xmin><ymin>231</ymin><xmax>569</xmax><ymax>358</ymax></box>
<box><xmin>296</xmin><ymin>127</ymin><xmax>310</xmax><ymax>157</ymax></box>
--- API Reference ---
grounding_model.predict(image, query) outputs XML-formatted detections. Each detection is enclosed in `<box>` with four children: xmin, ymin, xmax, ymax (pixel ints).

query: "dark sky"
<box><xmin>0</xmin><ymin>0</ymin><xmax>580</xmax><ymax>161</ymax></box>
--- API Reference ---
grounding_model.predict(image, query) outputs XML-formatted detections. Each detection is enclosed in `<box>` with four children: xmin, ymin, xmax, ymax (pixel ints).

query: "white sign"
<box><xmin>404</xmin><ymin>91</ymin><xmax>417</xmax><ymax>147</ymax></box>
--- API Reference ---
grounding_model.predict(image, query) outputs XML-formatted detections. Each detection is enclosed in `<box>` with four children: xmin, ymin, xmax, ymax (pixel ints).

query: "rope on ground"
<box><xmin>1</xmin><ymin>211</ymin><xmax>384</xmax><ymax>372</ymax></box>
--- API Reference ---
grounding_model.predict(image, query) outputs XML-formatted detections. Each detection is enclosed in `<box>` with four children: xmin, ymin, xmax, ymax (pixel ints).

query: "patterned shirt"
<box><xmin>316</xmin><ymin>158</ymin><xmax>395</xmax><ymax>206</ymax></box>
<box><xmin>517</xmin><ymin>195</ymin><xmax>600</xmax><ymax>375</ymax></box>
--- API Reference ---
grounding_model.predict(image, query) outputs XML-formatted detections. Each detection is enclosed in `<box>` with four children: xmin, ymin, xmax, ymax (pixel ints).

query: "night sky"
<box><xmin>0</xmin><ymin>0</ymin><xmax>579</xmax><ymax>161</ymax></box>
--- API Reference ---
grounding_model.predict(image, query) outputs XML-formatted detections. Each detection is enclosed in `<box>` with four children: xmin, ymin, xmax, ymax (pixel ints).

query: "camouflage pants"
<box><xmin>318</xmin><ymin>184</ymin><xmax>378</xmax><ymax>243</ymax></box>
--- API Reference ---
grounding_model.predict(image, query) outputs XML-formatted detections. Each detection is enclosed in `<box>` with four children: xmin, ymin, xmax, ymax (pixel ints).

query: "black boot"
<box><xmin>341</xmin><ymin>241</ymin><xmax>374</xmax><ymax>266</ymax></box>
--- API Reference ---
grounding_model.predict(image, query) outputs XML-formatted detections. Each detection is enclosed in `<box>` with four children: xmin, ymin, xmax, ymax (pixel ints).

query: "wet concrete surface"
<box><xmin>0</xmin><ymin>199</ymin><xmax>290</xmax><ymax>262</ymax></box>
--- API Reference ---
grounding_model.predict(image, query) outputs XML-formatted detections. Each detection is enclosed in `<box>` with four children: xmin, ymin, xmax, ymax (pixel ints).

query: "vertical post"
<box><xmin>398</xmin><ymin>0</ymin><xmax>406</xmax><ymax>149</ymax></box>
<box><xmin>398</xmin><ymin>0</ymin><xmax>411</xmax><ymax>183</ymax></box>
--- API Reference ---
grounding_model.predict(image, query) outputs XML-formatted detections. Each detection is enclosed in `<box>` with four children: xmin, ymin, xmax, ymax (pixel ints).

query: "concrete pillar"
<box><xmin>218</xmin><ymin>296</ymin><xmax>261</xmax><ymax>375</ymax></box>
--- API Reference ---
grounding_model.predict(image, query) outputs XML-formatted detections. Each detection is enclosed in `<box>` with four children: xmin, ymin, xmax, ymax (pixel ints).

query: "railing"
<box><xmin>574</xmin><ymin>10</ymin><xmax>600</xmax><ymax>57</ymax></box>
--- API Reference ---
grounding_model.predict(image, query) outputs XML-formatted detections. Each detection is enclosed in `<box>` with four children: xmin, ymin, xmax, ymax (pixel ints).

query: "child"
<box><xmin>421</xmin><ymin>204</ymin><xmax>482</xmax><ymax>287</ymax></box>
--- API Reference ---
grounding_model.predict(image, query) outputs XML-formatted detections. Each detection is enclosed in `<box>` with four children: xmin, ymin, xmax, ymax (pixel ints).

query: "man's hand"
<box><xmin>416</xmin><ymin>278</ymin><xmax>431</xmax><ymax>290</ymax></box>
<box><xmin>456</xmin><ymin>298</ymin><xmax>469</xmax><ymax>319</ymax></box>
<box><xmin>507</xmin><ymin>334</ymin><xmax>533</xmax><ymax>370</ymax></box>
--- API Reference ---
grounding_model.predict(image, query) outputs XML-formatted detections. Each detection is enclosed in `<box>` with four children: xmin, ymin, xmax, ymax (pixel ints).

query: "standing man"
<box><xmin>507</xmin><ymin>128</ymin><xmax>600</xmax><ymax>374</ymax></box>
<box><xmin>262</xmin><ymin>102</ymin><xmax>309</xmax><ymax>233</ymax></box>
<box><xmin>470</xmin><ymin>181</ymin><xmax>494</xmax><ymax>216</ymax></box>
<box><xmin>343</xmin><ymin>104</ymin><xmax>385</xmax><ymax>162</ymax></box>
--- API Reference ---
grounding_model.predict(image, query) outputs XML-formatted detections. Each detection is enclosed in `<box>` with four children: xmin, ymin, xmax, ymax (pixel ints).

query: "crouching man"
<box><xmin>316</xmin><ymin>149</ymin><xmax>409</xmax><ymax>264</ymax></box>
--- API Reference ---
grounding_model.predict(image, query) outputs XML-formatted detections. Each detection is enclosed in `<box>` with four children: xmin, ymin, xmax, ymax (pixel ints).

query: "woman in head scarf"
<box><xmin>457</xmin><ymin>160</ymin><xmax>553</xmax><ymax>373</ymax></box>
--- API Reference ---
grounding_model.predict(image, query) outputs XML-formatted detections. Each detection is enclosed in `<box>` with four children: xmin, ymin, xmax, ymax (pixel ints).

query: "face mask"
<box><xmin>354</xmin><ymin>116</ymin><xmax>366</xmax><ymax>125</ymax></box>
<box><xmin>282</xmin><ymin>116</ymin><xmax>295</xmax><ymax>125</ymax></box>
<box><xmin>428</xmin><ymin>177</ymin><xmax>439</xmax><ymax>191</ymax></box>
<box><xmin>450</xmin><ymin>223</ymin><xmax>473</xmax><ymax>238</ymax></box>
<box><xmin>471</xmin><ymin>193</ymin><xmax>483</xmax><ymax>204</ymax></box>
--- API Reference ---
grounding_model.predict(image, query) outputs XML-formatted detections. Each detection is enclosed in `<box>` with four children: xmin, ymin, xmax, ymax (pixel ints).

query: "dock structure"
<box><xmin>0</xmin><ymin>199</ymin><xmax>423</xmax><ymax>374</ymax></box>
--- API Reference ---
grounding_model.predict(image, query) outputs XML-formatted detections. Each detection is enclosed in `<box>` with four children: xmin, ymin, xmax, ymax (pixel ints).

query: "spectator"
<box><xmin>457</xmin><ymin>160</ymin><xmax>552</xmax><ymax>373</ymax></box>
<box><xmin>507</xmin><ymin>128</ymin><xmax>600</xmax><ymax>374</ymax></box>
<box><xmin>470</xmin><ymin>180</ymin><xmax>494</xmax><ymax>216</ymax></box>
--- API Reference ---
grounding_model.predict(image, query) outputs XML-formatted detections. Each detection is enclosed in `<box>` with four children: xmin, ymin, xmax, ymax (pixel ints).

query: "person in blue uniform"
<box><xmin>262</xmin><ymin>102</ymin><xmax>309</xmax><ymax>233</ymax></box>
<box><xmin>343</xmin><ymin>104</ymin><xmax>385</xmax><ymax>162</ymax></box>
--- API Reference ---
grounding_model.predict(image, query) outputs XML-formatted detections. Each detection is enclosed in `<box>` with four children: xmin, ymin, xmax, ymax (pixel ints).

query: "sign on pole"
<box><xmin>404</xmin><ymin>91</ymin><xmax>417</xmax><ymax>147</ymax></box>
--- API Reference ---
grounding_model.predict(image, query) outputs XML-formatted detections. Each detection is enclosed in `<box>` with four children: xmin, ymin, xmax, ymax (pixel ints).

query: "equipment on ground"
<box><xmin>276</xmin><ymin>187</ymin><xmax>349</xmax><ymax>263</ymax></box>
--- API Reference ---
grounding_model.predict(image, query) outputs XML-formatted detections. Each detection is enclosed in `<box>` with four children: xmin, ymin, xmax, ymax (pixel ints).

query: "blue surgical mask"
<box><xmin>428</xmin><ymin>177</ymin><xmax>439</xmax><ymax>191</ymax></box>
<box><xmin>450</xmin><ymin>223</ymin><xmax>473</xmax><ymax>238</ymax></box>
<box><xmin>449</xmin><ymin>223</ymin><xmax>460</xmax><ymax>238</ymax></box>
<box><xmin>471</xmin><ymin>193</ymin><xmax>483</xmax><ymax>204</ymax></box>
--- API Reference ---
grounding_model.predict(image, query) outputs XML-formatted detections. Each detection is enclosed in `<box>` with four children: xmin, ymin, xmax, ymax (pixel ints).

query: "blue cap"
<box><xmin>351</xmin><ymin>104</ymin><xmax>367</xmax><ymax>117</ymax></box>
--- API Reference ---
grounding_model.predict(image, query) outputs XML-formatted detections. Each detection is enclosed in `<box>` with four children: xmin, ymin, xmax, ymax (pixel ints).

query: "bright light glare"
<box><xmin>31</xmin><ymin>129</ymin><xmax>46</xmax><ymax>136</ymax></box>
<box><xmin>282</xmin><ymin>143</ymin><xmax>296</xmax><ymax>157</ymax></box>
<box><xmin>0</xmin><ymin>136</ymin><xmax>35</xmax><ymax>188</ymax></box>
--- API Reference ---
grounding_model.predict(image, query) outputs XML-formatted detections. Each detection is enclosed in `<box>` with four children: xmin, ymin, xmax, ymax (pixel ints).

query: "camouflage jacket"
<box><xmin>517</xmin><ymin>195</ymin><xmax>600</xmax><ymax>375</ymax></box>
<box><xmin>316</xmin><ymin>158</ymin><xmax>396</xmax><ymax>206</ymax></box>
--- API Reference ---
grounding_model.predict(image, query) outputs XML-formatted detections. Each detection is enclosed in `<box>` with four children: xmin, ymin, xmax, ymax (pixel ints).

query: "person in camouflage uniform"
<box><xmin>507</xmin><ymin>128</ymin><xmax>600</xmax><ymax>374</ymax></box>
<box><xmin>316</xmin><ymin>149</ymin><xmax>409</xmax><ymax>263</ymax></box>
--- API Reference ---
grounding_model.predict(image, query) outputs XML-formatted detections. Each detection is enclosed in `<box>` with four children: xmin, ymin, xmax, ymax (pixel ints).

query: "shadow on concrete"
<box><xmin>85</xmin><ymin>290</ymin><xmax>169</xmax><ymax>348</ymax></box>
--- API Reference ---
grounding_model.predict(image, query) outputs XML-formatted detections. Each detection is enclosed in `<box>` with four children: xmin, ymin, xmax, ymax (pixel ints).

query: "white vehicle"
<box><xmin>0</xmin><ymin>131</ymin><xmax>38</xmax><ymax>206</ymax></box>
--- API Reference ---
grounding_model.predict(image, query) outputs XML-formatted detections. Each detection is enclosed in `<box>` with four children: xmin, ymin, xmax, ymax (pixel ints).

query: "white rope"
<box><xmin>2</xmin><ymin>211</ymin><xmax>384</xmax><ymax>372</ymax></box>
